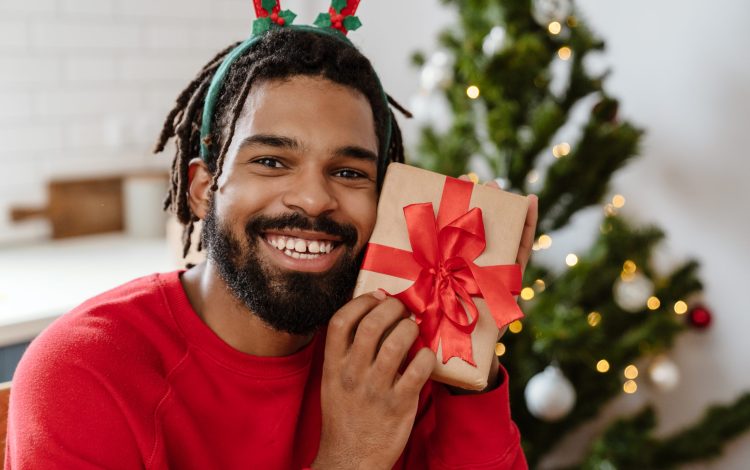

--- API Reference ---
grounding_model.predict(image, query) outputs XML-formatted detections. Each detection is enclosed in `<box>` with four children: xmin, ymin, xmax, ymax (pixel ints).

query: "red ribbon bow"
<box><xmin>361</xmin><ymin>177</ymin><xmax>524</xmax><ymax>365</ymax></box>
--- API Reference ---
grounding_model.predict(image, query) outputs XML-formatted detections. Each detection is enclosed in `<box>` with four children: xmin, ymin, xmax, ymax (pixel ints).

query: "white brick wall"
<box><xmin>0</xmin><ymin>0</ymin><xmax>251</xmax><ymax>243</ymax></box>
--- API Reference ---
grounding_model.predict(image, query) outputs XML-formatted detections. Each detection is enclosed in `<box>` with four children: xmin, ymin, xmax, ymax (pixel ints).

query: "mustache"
<box><xmin>245</xmin><ymin>212</ymin><xmax>358</xmax><ymax>248</ymax></box>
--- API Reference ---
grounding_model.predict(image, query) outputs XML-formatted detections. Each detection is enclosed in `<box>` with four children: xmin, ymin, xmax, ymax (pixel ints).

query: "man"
<box><xmin>7</xmin><ymin>27</ymin><xmax>536</xmax><ymax>469</ymax></box>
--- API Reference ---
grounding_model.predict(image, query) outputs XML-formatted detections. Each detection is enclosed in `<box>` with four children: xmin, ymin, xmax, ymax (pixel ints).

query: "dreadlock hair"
<box><xmin>154</xmin><ymin>28</ymin><xmax>410</xmax><ymax>258</ymax></box>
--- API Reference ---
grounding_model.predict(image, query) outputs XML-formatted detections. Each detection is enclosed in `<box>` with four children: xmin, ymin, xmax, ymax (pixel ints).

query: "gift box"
<box><xmin>353</xmin><ymin>163</ymin><xmax>528</xmax><ymax>390</ymax></box>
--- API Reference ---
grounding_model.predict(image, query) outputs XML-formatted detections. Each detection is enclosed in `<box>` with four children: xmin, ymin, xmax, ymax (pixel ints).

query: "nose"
<box><xmin>281</xmin><ymin>170</ymin><xmax>339</xmax><ymax>217</ymax></box>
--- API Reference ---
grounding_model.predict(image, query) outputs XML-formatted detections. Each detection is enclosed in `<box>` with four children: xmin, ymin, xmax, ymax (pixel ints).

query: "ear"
<box><xmin>187</xmin><ymin>158</ymin><xmax>213</xmax><ymax>220</ymax></box>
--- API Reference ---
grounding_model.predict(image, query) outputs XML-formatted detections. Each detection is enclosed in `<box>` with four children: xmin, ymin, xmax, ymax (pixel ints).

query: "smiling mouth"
<box><xmin>264</xmin><ymin>234</ymin><xmax>341</xmax><ymax>260</ymax></box>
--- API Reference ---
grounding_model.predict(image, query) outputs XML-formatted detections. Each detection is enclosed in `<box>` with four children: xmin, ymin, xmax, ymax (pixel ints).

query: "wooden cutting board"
<box><xmin>10</xmin><ymin>177</ymin><xmax>124</xmax><ymax>239</ymax></box>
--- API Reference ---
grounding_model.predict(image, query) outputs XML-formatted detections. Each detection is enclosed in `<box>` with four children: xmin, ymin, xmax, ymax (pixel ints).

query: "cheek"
<box><xmin>214</xmin><ymin>180</ymin><xmax>275</xmax><ymax>232</ymax></box>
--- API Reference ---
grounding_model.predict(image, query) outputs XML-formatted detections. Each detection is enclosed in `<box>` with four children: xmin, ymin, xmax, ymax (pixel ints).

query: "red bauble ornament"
<box><xmin>688</xmin><ymin>305</ymin><xmax>712</xmax><ymax>330</ymax></box>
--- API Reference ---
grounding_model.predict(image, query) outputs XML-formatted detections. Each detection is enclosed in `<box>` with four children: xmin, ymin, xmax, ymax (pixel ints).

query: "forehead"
<box><xmin>229</xmin><ymin>75</ymin><xmax>378</xmax><ymax>154</ymax></box>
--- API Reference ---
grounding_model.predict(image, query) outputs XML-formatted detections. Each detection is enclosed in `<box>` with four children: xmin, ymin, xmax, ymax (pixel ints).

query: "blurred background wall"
<box><xmin>1</xmin><ymin>0</ymin><xmax>748</xmax><ymax>467</ymax></box>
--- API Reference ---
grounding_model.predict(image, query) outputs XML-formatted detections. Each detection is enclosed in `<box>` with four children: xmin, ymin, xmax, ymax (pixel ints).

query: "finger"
<box><xmin>348</xmin><ymin>297</ymin><xmax>409</xmax><ymax>371</ymax></box>
<box><xmin>458</xmin><ymin>174</ymin><xmax>470</xmax><ymax>181</ymax></box>
<box><xmin>326</xmin><ymin>291</ymin><xmax>386</xmax><ymax>360</ymax></box>
<box><xmin>516</xmin><ymin>194</ymin><xmax>539</xmax><ymax>273</ymax></box>
<box><xmin>484</xmin><ymin>180</ymin><xmax>500</xmax><ymax>189</ymax></box>
<box><xmin>394</xmin><ymin>347</ymin><xmax>436</xmax><ymax>398</ymax></box>
<box><xmin>370</xmin><ymin>318</ymin><xmax>420</xmax><ymax>389</ymax></box>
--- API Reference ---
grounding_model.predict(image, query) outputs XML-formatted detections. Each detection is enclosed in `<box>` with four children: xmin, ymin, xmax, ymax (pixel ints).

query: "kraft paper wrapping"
<box><xmin>353</xmin><ymin>163</ymin><xmax>529</xmax><ymax>390</ymax></box>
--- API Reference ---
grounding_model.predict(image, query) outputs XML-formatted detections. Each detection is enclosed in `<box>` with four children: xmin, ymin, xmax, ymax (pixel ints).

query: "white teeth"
<box><xmin>268</xmin><ymin>235</ymin><xmax>336</xmax><ymax>257</ymax></box>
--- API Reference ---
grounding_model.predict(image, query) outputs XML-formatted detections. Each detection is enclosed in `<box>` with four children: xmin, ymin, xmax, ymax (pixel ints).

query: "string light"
<box><xmin>527</xmin><ymin>170</ymin><xmax>540</xmax><ymax>184</ymax></box>
<box><xmin>552</xmin><ymin>142</ymin><xmax>571</xmax><ymax>158</ymax></box>
<box><xmin>466</xmin><ymin>85</ymin><xmax>480</xmax><ymax>99</ymax></box>
<box><xmin>534</xmin><ymin>279</ymin><xmax>546</xmax><ymax>291</ymax></box>
<box><xmin>623</xmin><ymin>380</ymin><xmax>638</xmax><ymax>394</ymax></box>
<box><xmin>509</xmin><ymin>320</ymin><xmax>523</xmax><ymax>333</ymax></box>
<box><xmin>624</xmin><ymin>364</ymin><xmax>639</xmax><ymax>379</ymax></box>
<box><xmin>647</xmin><ymin>296</ymin><xmax>661</xmax><ymax>310</ymax></box>
<box><xmin>548</xmin><ymin>21</ymin><xmax>562</xmax><ymax>34</ymax></box>
<box><xmin>604</xmin><ymin>203</ymin><xmax>617</xmax><ymax>217</ymax></box>
<box><xmin>596</xmin><ymin>359</ymin><xmax>610</xmax><ymax>373</ymax></box>
<box><xmin>622</xmin><ymin>260</ymin><xmax>637</xmax><ymax>274</ymax></box>
<box><xmin>612</xmin><ymin>194</ymin><xmax>626</xmax><ymax>208</ymax></box>
<box><xmin>565</xmin><ymin>253</ymin><xmax>578</xmax><ymax>266</ymax></box>
<box><xmin>495</xmin><ymin>342</ymin><xmax>506</xmax><ymax>356</ymax></box>
<box><xmin>520</xmin><ymin>287</ymin><xmax>535</xmax><ymax>301</ymax></box>
<box><xmin>532</xmin><ymin>241</ymin><xmax>540</xmax><ymax>251</ymax></box>
<box><xmin>538</xmin><ymin>234</ymin><xmax>552</xmax><ymax>249</ymax></box>
<box><xmin>674</xmin><ymin>300</ymin><xmax>688</xmax><ymax>315</ymax></box>
<box><xmin>467</xmin><ymin>172</ymin><xmax>480</xmax><ymax>184</ymax></box>
<box><xmin>587</xmin><ymin>311</ymin><xmax>602</xmax><ymax>327</ymax></box>
<box><xmin>558</xmin><ymin>47</ymin><xmax>572</xmax><ymax>60</ymax></box>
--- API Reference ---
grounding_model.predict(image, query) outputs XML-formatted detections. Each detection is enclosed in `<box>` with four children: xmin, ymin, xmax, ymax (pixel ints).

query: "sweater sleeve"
<box><xmin>5</xmin><ymin>324</ymin><xmax>144</xmax><ymax>469</ymax></box>
<box><xmin>399</xmin><ymin>365</ymin><xmax>527</xmax><ymax>469</ymax></box>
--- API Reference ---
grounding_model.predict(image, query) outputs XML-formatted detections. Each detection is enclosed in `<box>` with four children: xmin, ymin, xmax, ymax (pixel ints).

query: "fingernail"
<box><xmin>372</xmin><ymin>289</ymin><xmax>387</xmax><ymax>300</ymax></box>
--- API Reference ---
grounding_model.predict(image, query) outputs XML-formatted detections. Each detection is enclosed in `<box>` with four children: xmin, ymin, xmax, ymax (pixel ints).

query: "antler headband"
<box><xmin>200</xmin><ymin>0</ymin><xmax>391</xmax><ymax>175</ymax></box>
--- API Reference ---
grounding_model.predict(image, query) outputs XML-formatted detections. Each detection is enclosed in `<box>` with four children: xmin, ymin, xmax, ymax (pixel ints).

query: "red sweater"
<box><xmin>6</xmin><ymin>271</ymin><xmax>525</xmax><ymax>469</ymax></box>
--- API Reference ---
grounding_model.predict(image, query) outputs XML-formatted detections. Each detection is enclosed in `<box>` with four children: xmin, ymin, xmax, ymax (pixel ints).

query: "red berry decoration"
<box><xmin>334</xmin><ymin>20</ymin><xmax>343</xmax><ymax>29</ymax></box>
<box><xmin>277</xmin><ymin>17</ymin><xmax>285</xmax><ymax>25</ymax></box>
<box><xmin>688</xmin><ymin>305</ymin><xmax>712</xmax><ymax>330</ymax></box>
<box><xmin>271</xmin><ymin>12</ymin><xmax>278</xmax><ymax>21</ymax></box>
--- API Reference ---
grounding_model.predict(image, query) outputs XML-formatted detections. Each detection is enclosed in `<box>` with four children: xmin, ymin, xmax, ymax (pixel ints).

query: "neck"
<box><xmin>180</xmin><ymin>261</ymin><xmax>314</xmax><ymax>357</ymax></box>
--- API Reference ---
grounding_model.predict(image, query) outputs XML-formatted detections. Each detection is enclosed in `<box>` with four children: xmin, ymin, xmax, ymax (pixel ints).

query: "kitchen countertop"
<box><xmin>0</xmin><ymin>234</ymin><xmax>178</xmax><ymax>347</ymax></box>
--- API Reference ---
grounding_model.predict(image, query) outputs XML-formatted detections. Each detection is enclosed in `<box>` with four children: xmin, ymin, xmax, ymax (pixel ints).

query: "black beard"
<box><xmin>202</xmin><ymin>202</ymin><xmax>363</xmax><ymax>336</ymax></box>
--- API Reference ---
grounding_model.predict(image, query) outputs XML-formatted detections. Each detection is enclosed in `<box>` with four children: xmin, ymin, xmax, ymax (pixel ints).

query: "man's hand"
<box><xmin>515</xmin><ymin>191</ymin><xmax>539</xmax><ymax>274</ymax></box>
<box><xmin>313</xmin><ymin>291</ymin><xmax>436</xmax><ymax>470</ymax></box>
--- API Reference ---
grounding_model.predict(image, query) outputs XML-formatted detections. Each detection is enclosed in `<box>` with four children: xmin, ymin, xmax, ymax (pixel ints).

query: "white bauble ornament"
<box><xmin>409</xmin><ymin>91</ymin><xmax>453</xmax><ymax>134</ymax></box>
<box><xmin>532</xmin><ymin>0</ymin><xmax>572</xmax><ymax>26</ymax></box>
<box><xmin>649</xmin><ymin>355</ymin><xmax>680</xmax><ymax>392</ymax></box>
<box><xmin>524</xmin><ymin>365</ymin><xmax>576</xmax><ymax>421</ymax></box>
<box><xmin>420</xmin><ymin>51</ymin><xmax>454</xmax><ymax>91</ymax></box>
<box><xmin>613</xmin><ymin>272</ymin><xmax>654</xmax><ymax>313</ymax></box>
<box><xmin>482</xmin><ymin>26</ymin><xmax>507</xmax><ymax>56</ymax></box>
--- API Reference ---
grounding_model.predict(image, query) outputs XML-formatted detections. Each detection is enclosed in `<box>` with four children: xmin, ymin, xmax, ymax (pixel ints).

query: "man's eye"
<box><xmin>253</xmin><ymin>157</ymin><xmax>284</xmax><ymax>168</ymax></box>
<box><xmin>334</xmin><ymin>168</ymin><xmax>366</xmax><ymax>179</ymax></box>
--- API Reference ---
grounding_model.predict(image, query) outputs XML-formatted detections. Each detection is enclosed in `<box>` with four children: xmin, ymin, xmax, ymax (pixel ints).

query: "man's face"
<box><xmin>202</xmin><ymin>75</ymin><xmax>379</xmax><ymax>335</ymax></box>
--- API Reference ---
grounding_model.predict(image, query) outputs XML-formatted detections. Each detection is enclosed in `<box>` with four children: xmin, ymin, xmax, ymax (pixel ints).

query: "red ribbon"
<box><xmin>361</xmin><ymin>177</ymin><xmax>524</xmax><ymax>365</ymax></box>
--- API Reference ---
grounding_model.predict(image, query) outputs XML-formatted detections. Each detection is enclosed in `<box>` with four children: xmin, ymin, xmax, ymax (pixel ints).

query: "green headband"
<box><xmin>199</xmin><ymin>25</ymin><xmax>393</xmax><ymax>179</ymax></box>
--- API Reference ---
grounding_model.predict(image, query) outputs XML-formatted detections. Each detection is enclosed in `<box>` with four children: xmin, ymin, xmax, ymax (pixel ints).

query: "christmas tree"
<box><xmin>409</xmin><ymin>0</ymin><xmax>750</xmax><ymax>467</ymax></box>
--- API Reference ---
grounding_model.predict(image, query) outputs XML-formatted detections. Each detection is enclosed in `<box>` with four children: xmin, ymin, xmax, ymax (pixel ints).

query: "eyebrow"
<box><xmin>238</xmin><ymin>134</ymin><xmax>301</xmax><ymax>152</ymax></box>
<box><xmin>238</xmin><ymin>133</ymin><xmax>378</xmax><ymax>163</ymax></box>
<box><xmin>333</xmin><ymin>145</ymin><xmax>378</xmax><ymax>163</ymax></box>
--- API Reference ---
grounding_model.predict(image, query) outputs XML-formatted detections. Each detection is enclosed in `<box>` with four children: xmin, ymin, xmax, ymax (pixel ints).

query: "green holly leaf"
<box><xmin>342</xmin><ymin>15</ymin><xmax>362</xmax><ymax>31</ymax></box>
<box><xmin>278</xmin><ymin>9</ymin><xmax>297</xmax><ymax>25</ymax></box>
<box><xmin>252</xmin><ymin>17</ymin><xmax>272</xmax><ymax>35</ymax></box>
<box><xmin>331</xmin><ymin>0</ymin><xmax>347</xmax><ymax>13</ymax></box>
<box><xmin>261</xmin><ymin>0</ymin><xmax>276</xmax><ymax>13</ymax></box>
<box><xmin>314</xmin><ymin>13</ymin><xmax>331</xmax><ymax>28</ymax></box>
